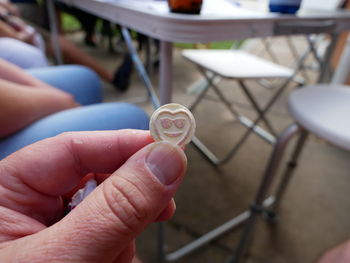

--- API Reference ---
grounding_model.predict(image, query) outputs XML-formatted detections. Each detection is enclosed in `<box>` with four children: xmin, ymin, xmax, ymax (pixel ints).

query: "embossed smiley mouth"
<box><xmin>164</xmin><ymin>132</ymin><xmax>183</xmax><ymax>138</ymax></box>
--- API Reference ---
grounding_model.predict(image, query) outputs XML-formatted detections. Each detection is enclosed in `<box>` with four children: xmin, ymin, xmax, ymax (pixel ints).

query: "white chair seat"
<box><xmin>288</xmin><ymin>85</ymin><xmax>350</xmax><ymax>150</ymax></box>
<box><xmin>182</xmin><ymin>50</ymin><xmax>293</xmax><ymax>79</ymax></box>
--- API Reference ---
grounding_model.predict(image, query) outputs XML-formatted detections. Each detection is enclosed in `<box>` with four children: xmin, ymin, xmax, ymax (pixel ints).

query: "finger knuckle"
<box><xmin>102</xmin><ymin>176</ymin><xmax>151</xmax><ymax>234</ymax></box>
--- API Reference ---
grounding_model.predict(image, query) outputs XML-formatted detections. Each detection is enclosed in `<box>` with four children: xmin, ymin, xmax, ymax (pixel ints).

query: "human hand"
<box><xmin>0</xmin><ymin>130</ymin><xmax>187</xmax><ymax>262</ymax></box>
<box><xmin>17</xmin><ymin>29</ymin><xmax>36</xmax><ymax>45</ymax></box>
<box><xmin>0</xmin><ymin>77</ymin><xmax>79</xmax><ymax>138</ymax></box>
<box><xmin>316</xmin><ymin>240</ymin><xmax>350</xmax><ymax>263</ymax></box>
<box><xmin>1</xmin><ymin>14</ymin><xmax>36</xmax><ymax>45</ymax></box>
<box><xmin>0</xmin><ymin>0</ymin><xmax>19</xmax><ymax>16</ymax></box>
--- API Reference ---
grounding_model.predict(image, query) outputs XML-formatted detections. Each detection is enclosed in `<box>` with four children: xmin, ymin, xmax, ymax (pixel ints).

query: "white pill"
<box><xmin>150</xmin><ymin>103</ymin><xmax>196</xmax><ymax>147</ymax></box>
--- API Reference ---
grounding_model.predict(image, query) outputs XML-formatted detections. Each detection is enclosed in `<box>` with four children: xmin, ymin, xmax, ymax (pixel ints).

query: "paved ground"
<box><xmin>71</xmin><ymin>34</ymin><xmax>350</xmax><ymax>263</ymax></box>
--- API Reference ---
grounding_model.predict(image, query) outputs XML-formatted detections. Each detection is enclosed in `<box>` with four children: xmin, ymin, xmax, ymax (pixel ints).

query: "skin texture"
<box><xmin>0</xmin><ymin>59</ymin><xmax>55</xmax><ymax>89</ymax></box>
<box><xmin>0</xmin><ymin>130</ymin><xmax>187</xmax><ymax>262</ymax></box>
<box><xmin>0</xmin><ymin>20</ymin><xmax>33</xmax><ymax>43</ymax></box>
<box><xmin>0</xmin><ymin>1</ymin><xmax>19</xmax><ymax>17</ymax></box>
<box><xmin>0</xmin><ymin>59</ymin><xmax>78</xmax><ymax>138</ymax></box>
<box><xmin>0</xmin><ymin>5</ymin><xmax>35</xmax><ymax>45</ymax></box>
<box><xmin>316</xmin><ymin>240</ymin><xmax>350</xmax><ymax>263</ymax></box>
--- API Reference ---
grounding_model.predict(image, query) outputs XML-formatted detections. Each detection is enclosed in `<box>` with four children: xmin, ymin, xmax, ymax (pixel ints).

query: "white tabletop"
<box><xmin>58</xmin><ymin>0</ymin><xmax>350</xmax><ymax>42</ymax></box>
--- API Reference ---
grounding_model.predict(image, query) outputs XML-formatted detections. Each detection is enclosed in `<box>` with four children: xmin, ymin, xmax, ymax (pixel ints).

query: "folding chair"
<box><xmin>246</xmin><ymin>0</ymin><xmax>345</xmax><ymax>87</ymax></box>
<box><xmin>184</xmin><ymin>12</ymin><xmax>340</xmax><ymax>166</ymax></box>
<box><xmin>183</xmin><ymin>49</ymin><xmax>293</xmax><ymax>165</ymax></box>
<box><xmin>300</xmin><ymin>0</ymin><xmax>345</xmax><ymax>11</ymax></box>
<box><xmin>227</xmin><ymin>84</ymin><xmax>350</xmax><ymax>262</ymax></box>
<box><xmin>281</xmin><ymin>0</ymin><xmax>346</xmax><ymax>82</ymax></box>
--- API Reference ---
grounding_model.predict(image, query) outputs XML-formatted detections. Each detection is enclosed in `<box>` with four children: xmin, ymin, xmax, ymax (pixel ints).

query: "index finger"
<box><xmin>0</xmin><ymin>130</ymin><xmax>153</xmax><ymax>197</ymax></box>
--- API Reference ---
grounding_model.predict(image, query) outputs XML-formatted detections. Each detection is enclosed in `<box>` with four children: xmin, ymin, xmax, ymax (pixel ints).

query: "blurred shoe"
<box><xmin>84</xmin><ymin>34</ymin><xmax>96</xmax><ymax>47</ymax></box>
<box><xmin>112</xmin><ymin>54</ymin><xmax>133</xmax><ymax>92</ymax></box>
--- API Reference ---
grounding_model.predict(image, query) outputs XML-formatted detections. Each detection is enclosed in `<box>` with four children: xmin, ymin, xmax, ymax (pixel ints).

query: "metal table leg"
<box><xmin>267</xmin><ymin>129</ymin><xmax>308</xmax><ymax>216</ymax></box>
<box><xmin>120</xmin><ymin>27</ymin><xmax>160</xmax><ymax>109</ymax></box>
<box><xmin>332</xmin><ymin>34</ymin><xmax>350</xmax><ymax>84</ymax></box>
<box><xmin>165</xmin><ymin>196</ymin><xmax>275</xmax><ymax>262</ymax></box>
<box><xmin>121</xmin><ymin>28</ymin><xmax>167</xmax><ymax>263</ymax></box>
<box><xmin>318</xmin><ymin>33</ymin><xmax>339</xmax><ymax>83</ymax></box>
<box><xmin>229</xmin><ymin>124</ymin><xmax>301</xmax><ymax>263</ymax></box>
<box><xmin>159</xmin><ymin>41</ymin><xmax>173</xmax><ymax>105</ymax></box>
<box><xmin>47</xmin><ymin>0</ymin><xmax>63</xmax><ymax>65</ymax></box>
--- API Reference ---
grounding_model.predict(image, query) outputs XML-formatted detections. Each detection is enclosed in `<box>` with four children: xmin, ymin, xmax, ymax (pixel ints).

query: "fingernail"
<box><xmin>146</xmin><ymin>142</ymin><xmax>186</xmax><ymax>185</ymax></box>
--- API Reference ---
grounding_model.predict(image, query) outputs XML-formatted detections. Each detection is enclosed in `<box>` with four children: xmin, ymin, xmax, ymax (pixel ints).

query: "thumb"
<box><xmin>26</xmin><ymin>141</ymin><xmax>186</xmax><ymax>262</ymax></box>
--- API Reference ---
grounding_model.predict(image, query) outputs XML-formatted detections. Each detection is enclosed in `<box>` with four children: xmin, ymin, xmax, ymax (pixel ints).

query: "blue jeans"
<box><xmin>0</xmin><ymin>66</ymin><xmax>149</xmax><ymax>159</ymax></box>
<box><xmin>29</xmin><ymin>65</ymin><xmax>104</xmax><ymax>105</ymax></box>
<box><xmin>0</xmin><ymin>38</ymin><xmax>48</xmax><ymax>68</ymax></box>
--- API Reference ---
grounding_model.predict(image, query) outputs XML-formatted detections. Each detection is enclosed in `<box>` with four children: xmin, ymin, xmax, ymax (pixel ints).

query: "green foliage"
<box><xmin>210</xmin><ymin>41</ymin><xmax>235</xmax><ymax>49</ymax></box>
<box><xmin>175</xmin><ymin>40</ymin><xmax>244</xmax><ymax>49</ymax></box>
<box><xmin>61</xmin><ymin>13</ymin><xmax>81</xmax><ymax>32</ymax></box>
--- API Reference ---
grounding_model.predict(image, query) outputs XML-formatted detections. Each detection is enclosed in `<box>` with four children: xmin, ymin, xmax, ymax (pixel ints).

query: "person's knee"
<box><xmin>55</xmin><ymin>91</ymin><xmax>78</xmax><ymax>109</ymax></box>
<box><xmin>56</xmin><ymin>65</ymin><xmax>103</xmax><ymax>103</ymax></box>
<box><xmin>102</xmin><ymin>103</ymin><xmax>150</xmax><ymax>130</ymax></box>
<box><xmin>64</xmin><ymin>65</ymin><xmax>101</xmax><ymax>87</ymax></box>
<box><xmin>0</xmin><ymin>38</ymin><xmax>48</xmax><ymax>68</ymax></box>
<box><xmin>28</xmin><ymin>65</ymin><xmax>103</xmax><ymax>105</ymax></box>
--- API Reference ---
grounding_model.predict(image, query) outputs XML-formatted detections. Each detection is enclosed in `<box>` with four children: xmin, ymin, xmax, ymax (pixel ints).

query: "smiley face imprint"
<box><xmin>150</xmin><ymin>103</ymin><xmax>196</xmax><ymax>146</ymax></box>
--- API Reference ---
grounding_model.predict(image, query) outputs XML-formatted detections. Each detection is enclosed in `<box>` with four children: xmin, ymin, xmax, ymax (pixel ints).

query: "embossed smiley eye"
<box><xmin>160</xmin><ymin>118</ymin><xmax>172</xmax><ymax>129</ymax></box>
<box><xmin>174</xmin><ymin>118</ymin><xmax>186</xmax><ymax>129</ymax></box>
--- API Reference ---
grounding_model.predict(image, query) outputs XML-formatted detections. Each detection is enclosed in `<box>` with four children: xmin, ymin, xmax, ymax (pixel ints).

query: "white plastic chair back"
<box><xmin>300</xmin><ymin>0</ymin><xmax>345</xmax><ymax>11</ymax></box>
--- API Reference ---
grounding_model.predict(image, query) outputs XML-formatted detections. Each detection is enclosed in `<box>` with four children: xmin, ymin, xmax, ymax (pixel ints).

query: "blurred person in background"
<box><xmin>0</xmin><ymin>58</ymin><xmax>149</xmax><ymax>159</ymax></box>
<box><xmin>0</xmin><ymin>0</ymin><xmax>129</xmax><ymax>91</ymax></box>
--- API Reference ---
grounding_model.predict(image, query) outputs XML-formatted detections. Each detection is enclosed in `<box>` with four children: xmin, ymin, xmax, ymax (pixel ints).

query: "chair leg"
<box><xmin>195</xmin><ymin>67</ymin><xmax>241</xmax><ymax>118</ymax></box>
<box><xmin>218</xmin><ymin>75</ymin><xmax>294</xmax><ymax>164</ymax></box>
<box><xmin>189</xmin><ymin>71</ymin><xmax>213</xmax><ymax>112</ymax></box>
<box><xmin>196</xmin><ymin>67</ymin><xmax>276</xmax><ymax>145</ymax></box>
<box><xmin>238</xmin><ymin>80</ymin><xmax>277</xmax><ymax>137</ymax></box>
<box><xmin>286</xmin><ymin>36</ymin><xmax>310</xmax><ymax>83</ymax></box>
<box><xmin>190</xmin><ymin>71</ymin><xmax>290</xmax><ymax>165</ymax></box>
<box><xmin>261</xmin><ymin>37</ymin><xmax>280</xmax><ymax>64</ymax></box>
<box><xmin>266</xmin><ymin>128</ymin><xmax>308</xmax><ymax>220</ymax></box>
<box><xmin>158</xmin><ymin>222</ymin><xmax>165</xmax><ymax>263</ymax></box>
<box><xmin>188</xmin><ymin>67</ymin><xmax>244</xmax><ymax>166</ymax></box>
<box><xmin>208</xmin><ymin>81</ymin><xmax>276</xmax><ymax>145</ymax></box>
<box><xmin>306</xmin><ymin>35</ymin><xmax>324</xmax><ymax>70</ymax></box>
<box><xmin>227</xmin><ymin>124</ymin><xmax>301</xmax><ymax>263</ymax></box>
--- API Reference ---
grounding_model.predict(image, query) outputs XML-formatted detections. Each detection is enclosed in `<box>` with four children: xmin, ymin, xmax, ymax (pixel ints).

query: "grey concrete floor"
<box><xmin>71</xmin><ymin>35</ymin><xmax>350</xmax><ymax>263</ymax></box>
